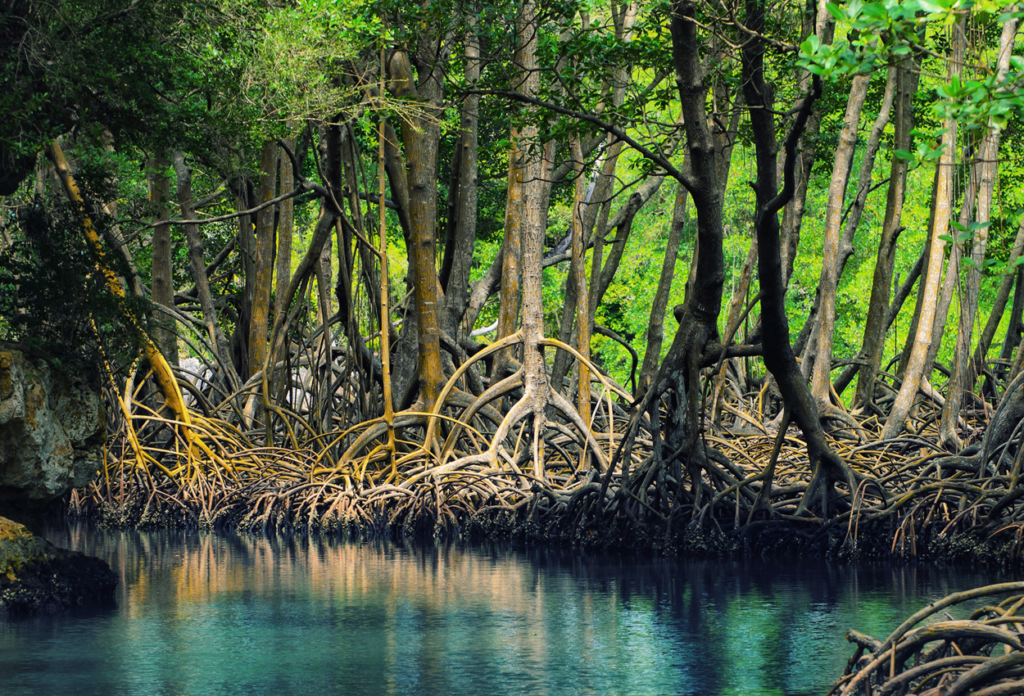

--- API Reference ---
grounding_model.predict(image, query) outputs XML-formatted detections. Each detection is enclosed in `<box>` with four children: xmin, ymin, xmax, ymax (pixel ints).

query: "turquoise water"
<box><xmin>0</xmin><ymin>525</ymin><xmax>1011</xmax><ymax>696</ymax></box>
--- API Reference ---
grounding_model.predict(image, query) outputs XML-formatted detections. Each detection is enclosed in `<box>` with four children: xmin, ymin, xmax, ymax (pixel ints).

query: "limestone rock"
<box><xmin>0</xmin><ymin>517</ymin><xmax>117</xmax><ymax>617</ymax></box>
<box><xmin>0</xmin><ymin>346</ymin><xmax>105</xmax><ymax>526</ymax></box>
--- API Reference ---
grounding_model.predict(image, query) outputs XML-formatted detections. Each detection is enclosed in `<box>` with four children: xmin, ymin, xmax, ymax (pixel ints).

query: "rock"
<box><xmin>0</xmin><ymin>345</ymin><xmax>105</xmax><ymax>530</ymax></box>
<box><xmin>0</xmin><ymin>516</ymin><xmax>117</xmax><ymax>617</ymax></box>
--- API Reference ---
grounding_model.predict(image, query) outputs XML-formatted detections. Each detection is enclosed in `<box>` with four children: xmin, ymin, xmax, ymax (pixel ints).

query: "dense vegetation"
<box><xmin>6</xmin><ymin>0</ymin><xmax>1024</xmax><ymax>555</ymax></box>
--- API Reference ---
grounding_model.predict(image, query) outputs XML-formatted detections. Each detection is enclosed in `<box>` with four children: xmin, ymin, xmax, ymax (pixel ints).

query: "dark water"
<box><xmin>0</xmin><ymin>525</ymin><xmax>1014</xmax><ymax>696</ymax></box>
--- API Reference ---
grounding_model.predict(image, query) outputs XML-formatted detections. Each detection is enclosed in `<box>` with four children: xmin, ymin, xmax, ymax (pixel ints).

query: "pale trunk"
<box><xmin>809</xmin><ymin>72</ymin><xmax>871</xmax><ymax>407</ymax></box>
<box><xmin>881</xmin><ymin>125</ymin><xmax>956</xmax><ymax>439</ymax></box>
<box><xmin>940</xmin><ymin>17</ymin><xmax>1020</xmax><ymax>446</ymax></box>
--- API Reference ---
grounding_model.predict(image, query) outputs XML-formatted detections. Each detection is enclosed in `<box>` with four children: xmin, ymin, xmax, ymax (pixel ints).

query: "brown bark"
<box><xmin>442</xmin><ymin>25</ymin><xmax>481</xmax><ymax>342</ymax></box>
<box><xmin>921</xmin><ymin>158</ymin><xmax>980</xmax><ymax>384</ymax></box>
<box><xmin>275</xmin><ymin>137</ymin><xmax>295</xmax><ymax>328</ymax></box>
<box><xmin>247</xmin><ymin>140</ymin><xmax>279</xmax><ymax>380</ymax></box>
<box><xmin>837</xmin><ymin>68</ymin><xmax>897</xmax><ymax>279</ymax></box>
<box><xmin>148</xmin><ymin>154</ymin><xmax>177</xmax><ymax>366</ymax></box>
<box><xmin>389</xmin><ymin>41</ymin><xmax>448</xmax><ymax>408</ymax></box>
<box><xmin>171</xmin><ymin>152</ymin><xmax>235</xmax><ymax>382</ymax></box>
<box><xmin>233</xmin><ymin>178</ymin><xmax>256</xmax><ymax>379</ymax></box>
<box><xmin>975</xmin><ymin>217</ymin><xmax>1024</xmax><ymax>380</ymax></box>
<box><xmin>638</xmin><ymin>182</ymin><xmax>688</xmax><ymax>396</ymax></box>
<box><xmin>568</xmin><ymin>138</ymin><xmax>591</xmax><ymax>426</ymax></box>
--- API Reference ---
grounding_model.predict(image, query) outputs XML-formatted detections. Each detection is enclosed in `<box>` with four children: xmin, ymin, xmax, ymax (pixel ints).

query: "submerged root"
<box><xmin>830</xmin><ymin>583</ymin><xmax>1024</xmax><ymax>696</ymax></box>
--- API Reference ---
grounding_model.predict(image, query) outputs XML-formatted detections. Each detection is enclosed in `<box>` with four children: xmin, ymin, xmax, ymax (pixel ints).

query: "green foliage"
<box><xmin>0</xmin><ymin>202</ymin><xmax>149</xmax><ymax>373</ymax></box>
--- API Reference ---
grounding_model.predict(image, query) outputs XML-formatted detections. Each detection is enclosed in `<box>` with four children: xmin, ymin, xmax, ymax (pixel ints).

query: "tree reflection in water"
<box><xmin>0</xmin><ymin>525</ymin><xmax>1009</xmax><ymax>696</ymax></box>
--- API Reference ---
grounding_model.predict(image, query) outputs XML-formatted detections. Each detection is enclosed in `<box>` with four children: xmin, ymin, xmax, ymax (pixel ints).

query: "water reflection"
<box><xmin>0</xmin><ymin>525</ymin><xmax>1013</xmax><ymax>696</ymax></box>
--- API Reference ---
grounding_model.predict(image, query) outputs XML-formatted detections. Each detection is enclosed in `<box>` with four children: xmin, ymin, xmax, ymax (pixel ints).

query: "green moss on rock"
<box><xmin>0</xmin><ymin>516</ymin><xmax>117</xmax><ymax>617</ymax></box>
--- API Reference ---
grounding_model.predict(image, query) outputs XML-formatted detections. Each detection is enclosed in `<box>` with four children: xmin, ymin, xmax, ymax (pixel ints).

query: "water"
<box><xmin>0</xmin><ymin>525</ymin><xmax>1014</xmax><ymax>696</ymax></box>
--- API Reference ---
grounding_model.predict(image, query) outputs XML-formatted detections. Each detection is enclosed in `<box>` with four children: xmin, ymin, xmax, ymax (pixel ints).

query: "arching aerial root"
<box><xmin>829</xmin><ymin>583</ymin><xmax>1024</xmax><ymax>696</ymax></box>
<box><xmin>64</xmin><ymin>337</ymin><xmax>1024</xmax><ymax>560</ymax></box>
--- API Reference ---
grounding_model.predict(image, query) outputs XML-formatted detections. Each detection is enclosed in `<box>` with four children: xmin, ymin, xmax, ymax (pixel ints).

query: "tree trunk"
<box><xmin>234</xmin><ymin>181</ymin><xmax>255</xmax><ymax>379</ymax></box>
<box><xmin>975</xmin><ymin>216</ymin><xmax>1024</xmax><ymax>383</ymax></box>
<box><xmin>742</xmin><ymin>0</ymin><xmax>853</xmax><ymax>517</ymax></box>
<box><xmin>171</xmin><ymin>152</ymin><xmax>235</xmax><ymax>383</ymax></box>
<box><xmin>389</xmin><ymin>43</ymin><xmax>448</xmax><ymax>408</ymax></box>
<box><xmin>148</xmin><ymin>154</ymin><xmax>178</xmax><ymax>366</ymax></box>
<box><xmin>809</xmin><ymin>72</ymin><xmax>871</xmax><ymax>407</ymax></box>
<box><xmin>442</xmin><ymin>24</ymin><xmax>480</xmax><ymax>343</ymax></box>
<box><xmin>881</xmin><ymin>28</ymin><xmax>961</xmax><ymax>440</ymax></box>
<box><xmin>275</xmin><ymin>137</ymin><xmax>295</xmax><ymax>328</ymax></box>
<box><xmin>855</xmin><ymin>60</ymin><xmax>920</xmax><ymax>409</ymax></box>
<box><xmin>638</xmin><ymin>182</ymin><xmax>688</xmax><ymax>396</ymax></box>
<box><xmin>641</xmin><ymin>0</ymin><xmax>726</xmax><ymax>499</ymax></box>
<box><xmin>248</xmin><ymin>140</ymin><xmax>279</xmax><ymax>380</ymax></box>
<box><xmin>940</xmin><ymin>16</ymin><xmax>1020</xmax><ymax>447</ymax></box>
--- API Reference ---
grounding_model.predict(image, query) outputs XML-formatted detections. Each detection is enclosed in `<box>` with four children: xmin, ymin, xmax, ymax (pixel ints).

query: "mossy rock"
<box><xmin>0</xmin><ymin>516</ymin><xmax>117</xmax><ymax>617</ymax></box>
<box><xmin>0</xmin><ymin>516</ymin><xmax>53</xmax><ymax>577</ymax></box>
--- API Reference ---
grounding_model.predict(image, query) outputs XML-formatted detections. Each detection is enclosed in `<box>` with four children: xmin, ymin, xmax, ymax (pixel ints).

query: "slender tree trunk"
<box><xmin>638</xmin><ymin>182</ymin><xmax>688</xmax><ymax>396</ymax></box>
<box><xmin>975</xmin><ymin>216</ymin><xmax>1024</xmax><ymax>382</ymax></box>
<box><xmin>1003</xmin><ymin>267</ymin><xmax>1024</xmax><ymax>367</ymax></box>
<box><xmin>443</xmin><ymin>24</ymin><xmax>480</xmax><ymax>342</ymax></box>
<box><xmin>743</xmin><ymin>0</ymin><xmax>853</xmax><ymax>517</ymax></box>
<box><xmin>495</xmin><ymin>135</ymin><xmax>525</xmax><ymax>371</ymax></box>
<box><xmin>836</xmin><ymin>67</ymin><xmax>897</xmax><ymax>279</ymax></box>
<box><xmin>276</xmin><ymin>136</ymin><xmax>295</xmax><ymax>328</ymax></box>
<box><xmin>639</xmin><ymin>0</ymin><xmax>726</xmax><ymax>499</ymax></box>
<box><xmin>855</xmin><ymin>60</ymin><xmax>919</xmax><ymax>409</ymax></box>
<box><xmin>248</xmin><ymin>140</ymin><xmax>279</xmax><ymax>379</ymax></box>
<box><xmin>940</xmin><ymin>16</ymin><xmax>1020</xmax><ymax>447</ymax></box>
<box><xmin>779</xmin><ymin>0</ymin><xmax>833</xmax><ymax>289</ymax></box>
<box><xmin>48</xmin><ymin>141</ymin><xmax>190</xmax><ymax>427</ymax></box>
<box><xmin>881</xmin><ymin>26</ymin><xmax>962</xmax><ymax>439</ymax></box>
<box><xmin>171</xmin><ymin>152</ymin><xmax>235</xmax><ymax>382</ymax></box>
<box><xmin>148</xmin><ymin>154</ymin><xmax>178</xmax><ymax>366</ymax></box>
<box><xmin>389</xmin><ymin>43</ymin><xmax>448</xmax><ymax>408</ymax></box>
<box><xmin>809</xmin><ymin>72</ymin><xmax>871</xmax><ymax>407</ymax></box>
<box><xmin>568</xmin><ymin>138</ymin><xmax>592</xmax><ymax>426</ymax></box>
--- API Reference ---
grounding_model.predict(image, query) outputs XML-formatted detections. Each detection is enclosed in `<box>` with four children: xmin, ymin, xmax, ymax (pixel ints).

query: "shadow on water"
<box><xmin>0</xmin><ymin>523</ymin><xmax>1015</xmax><ymax>696</ymax></box>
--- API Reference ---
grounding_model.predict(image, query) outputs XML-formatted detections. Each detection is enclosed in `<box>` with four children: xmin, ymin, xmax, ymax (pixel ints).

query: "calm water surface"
<box><xmin>0</xmin><ymin>524</ymin><xmax>1014</xmax><ymax>696</ymax></box>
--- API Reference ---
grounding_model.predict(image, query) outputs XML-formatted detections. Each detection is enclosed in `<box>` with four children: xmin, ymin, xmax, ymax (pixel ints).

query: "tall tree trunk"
<box><xmin>975</xmin><ymin>216</ymin><xmax>1024</xmax><ymax>383</ymax></box>
<box><xmin>171</xmin><ymin>153</ymin><xmax>235</xmax><ymax>384</ymax></box>
<box><xmin>48</xmin><ymin>140</ymin><xmax>190</xmax><ymax>427</ymax></box>
<box><xmin>836</xmin><ymin>67</ymin><xmax>897</xmax><ymax>279</ymax></box>
<box><xmin>742</xmin><ymin>0</ymin><xmax>853</xmax><ymax>517</ymax></box>
<box><xmin>1003</xmin><ymin>266</ymin><xmax>1024</xmax><ymax>368</ymax></box>
<box><xmin>640</xmin><ymin>0</ymin><xmax>726</xmax><ymax>500</ymax></box>
<box><xmin>881</xmin><ymin>22</ymin><xmax>963</xmax><ymax>440</ymax></box>
<box><xmin>809</xmin><ymin>72</ymin><xmax>871</xmax><ymax>407</ymax></box>
<box><xmin>638</xmin><ymin>182</ymin><xmax>688</xmax><ymax>396</ymax></box>
<box><xmin>248</xmin><ymin>140</ymin><xmax>279</xmax><ymax>380</ymax></box>
<box><xmin>148</xmin><ymin>154</ymin><xmax>178</xmax><ymax>366</ymax></box>
<box><xmin>234</xmin><ymin>180</ymin><xmax>255</xmax><ymax>379</ymax></box>
<box><xmin>568</xmin><ymin>138</ymin><xmax>591</xmax><ymax>426</ymax></box>
<box><xmin>443</xmin><ymin>24</ymin><xmax>480</xmax><ymax>342</ymax></box>
<box><xmin>855</xmin><ymin>60</ymin><xmax>919</xmax><ymax>409</ymax></box>
<box><xmin>275</xmin><ymin>137</ymin><xmax>295</xmax><ymax>328</ymax></box>
<box><xmin>389</xmin><ymin>42</ymin><xmax>448</xmax><ymax>408</ymax></box>
<box><xmin>779</xmin><ymin>0</ymin><xmax>833</xmax><ymax>289</ymax></box>
<box><xmin>940</xmin><ymin>16</ymin><xmax>1020</xmax><ymax>447</ymax></box>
